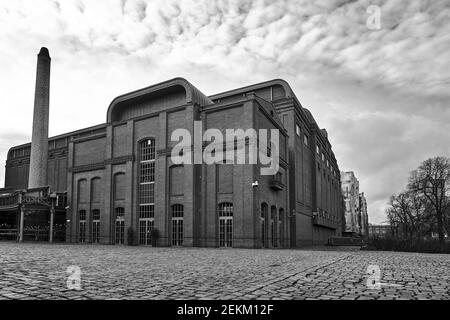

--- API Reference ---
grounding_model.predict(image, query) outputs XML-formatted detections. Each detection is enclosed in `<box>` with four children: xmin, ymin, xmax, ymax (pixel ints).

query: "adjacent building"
<box><xmin>0</xmin><ymin>48</ymin><xmax>344</xmax><ymax>248</ymax></box>
<box><xmin>341</xmin><ymin>171</ymin><xmax>368</xmax><ymax>237</ymax></box>
<box><xmin>359</xmin><ymin>192</ymin><xmax>369</xmax><ymax>236</ymax></box>
<box><xmin>368</xmin><ymin>224</ymin><xmax>393</xmax><ymax>238</ymax></box>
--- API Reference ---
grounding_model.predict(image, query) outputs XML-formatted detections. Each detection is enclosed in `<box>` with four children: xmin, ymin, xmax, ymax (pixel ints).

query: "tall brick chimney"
<box><xmin>28</xmin><ymin>47</ymin><xmax>51</xmax><ymax>189</ymax></box>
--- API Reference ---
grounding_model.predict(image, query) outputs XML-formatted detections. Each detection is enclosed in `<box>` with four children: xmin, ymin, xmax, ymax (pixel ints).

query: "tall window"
<box><xmin>139</xmin><ymin>138</ymin><xmax>155</xmax><ymax>245</ymax></box>
<box><xmin>79</xmin><ymin>210</ymin><xmax>86</xmax><ymax>243</ymax></box>
<box><xmin>261</xmin><ymin>203</ymin><xmax>268</xmax><ymax>248</ymax></box>
<box><xmin>271</xmin><ymin>206</ymin><xmax>276</xmax><ymax>247</ymax></box>
<box><xmin>171</xmin><ymin>204</ymin><xmax>184</xmax><ymax>247</ymax></box>
<box><xmin>278</xmin><ymin>208</ymin><xmax>284</xmax><ymax>248</ymax></box>
<box><xmin>295</xmin><ymin>124</ymin><xmax>301</xmax><ymax>137</ymax></box>
<box><xmin>115</xmin><ymin>207</ymin><xmax>125</xmax><ymax>245</ymax></box>
<box><xmin>92</xmin><ymin>209</ymin><xmax>100</xmax><ymax>243</ymax></box>
<box><xmin>219</xmin><ymin>203</ymin><xmax>233</xmax><ymax>248</ymax></box>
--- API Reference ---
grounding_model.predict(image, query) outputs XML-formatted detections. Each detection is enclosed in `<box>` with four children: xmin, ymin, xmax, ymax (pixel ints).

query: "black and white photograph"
<box><xmin>0</xmin><ymin>0</ymin><xmax>448</xmax><ymax>312</ymax></box>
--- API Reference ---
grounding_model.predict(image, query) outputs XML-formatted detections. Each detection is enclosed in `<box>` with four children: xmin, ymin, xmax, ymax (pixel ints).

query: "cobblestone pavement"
<box><xmin>0</xmin><ymin>243</ymin><xmax>448</xmax><ymax>300</ymax></box>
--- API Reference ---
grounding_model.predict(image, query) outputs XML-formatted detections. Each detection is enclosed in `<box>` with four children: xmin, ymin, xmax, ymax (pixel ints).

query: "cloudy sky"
<box><xmin>0</xmin><ymin>0</ymin><xmax>449</xmax><ymax>224</ymax></box>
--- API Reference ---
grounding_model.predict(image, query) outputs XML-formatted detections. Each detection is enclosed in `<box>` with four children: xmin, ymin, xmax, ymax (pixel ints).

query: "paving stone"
<box><xmin>0</xmin><ymin>243</ymin><xmax>448</xmax><ymax>300</ymax></box>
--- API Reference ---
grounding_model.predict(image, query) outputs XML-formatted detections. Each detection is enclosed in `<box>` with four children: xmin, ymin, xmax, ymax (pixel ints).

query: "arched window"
<box><xmin>172</xmin><ymin>204</ymin><xmax>184</xmax><ymax>218</ymax></box>
<box><xmin>138</xmin><ymin>138</ymin><xmax>155</xmax><ymax>246</ymax></box>
<box><xmin>218</xmin><ymin>203</ymin><xmax>233</xmax><ymax>247</ymax></box>
<box><xmin>218</xmin><ymin>203</ymin><xmax>233</xmax><ymax>217</ymax></box>
<box><xmin>115</xmin><ymin>207</ymin><xmax>125</xmax><ymax>245</ymax></box>
<box><xmin>79</xmin><ymin>210</ymin><xmax>86</xmax><ymax>221</ymax></box>
<box><xmin>261</xmin><ymin>203</ymin><xmax>268</xmax><ymax>248</ymax></box>
<box><xmin>92</xmin><ymin>209</ymin><xmax>100</xmax><ymax>244</ymax></box>
<box><xmin>171</xmin><ymin>204</ymin><xmax>184</xmax><ymax>247</ymax></box>
<box><xmin>79</xmin><ymin>210</ymin><xmax>86</xmax><ymax>243</ymax></box>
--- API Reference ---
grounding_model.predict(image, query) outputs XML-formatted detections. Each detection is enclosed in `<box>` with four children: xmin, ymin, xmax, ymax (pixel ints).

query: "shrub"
<box><xmin>151</xmin><ymin>229</ymin><xmax>160</xmax><ymax>247</ymax></box>
<box><xmin>127</xmin><ymin>227</ymin><xmax>136</xmax><ymax>246</ymax></box>
<box><xmin>367</xmin><ymin>237</ymin><xmax>450</xmax><ymax>254</ymax></box>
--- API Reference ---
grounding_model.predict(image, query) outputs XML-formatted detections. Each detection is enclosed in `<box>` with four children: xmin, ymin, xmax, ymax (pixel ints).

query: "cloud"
<box><xmin>0</xmin><ymin>0</ymin><xmax>449</xmax><ymax>224</ymax></box>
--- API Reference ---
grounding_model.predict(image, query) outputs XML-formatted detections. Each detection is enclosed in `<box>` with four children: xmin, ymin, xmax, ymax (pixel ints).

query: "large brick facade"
<box><xmin>3</xmin><ymin>78</ymin><xmax>343</xmax><ymax>247</ymax></box>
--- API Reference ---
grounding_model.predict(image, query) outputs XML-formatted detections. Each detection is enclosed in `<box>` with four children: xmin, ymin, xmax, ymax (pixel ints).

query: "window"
<box><xmin>139</xmin><ymin>138</ymin><xmax>155</xmax><ymax>162</ymax></box>
<box><xmin>139</xmin><ymin>183</ymin><xmax>155</xmax><ymax>204</ymax></box>
<box><xmin>139</xmin><ymin>205</ymin><xmax>154</xmax><ymax>219</ymax></box>
<box><xmin>316</xmin><ymin>145</ymin><xmax>320</xmax><ymax>155</ymax></box>
<box><xmin>115</xmin><ymin>208</ymin><xmax>125</xmax><ymax>245</ymax></box>
<box><xmin>139</xmin><ymin>218</ymin><xmax>154</xmax><ymax>246</ymax></box>
<box><xmin>295</xmin><ymin>124</ymin><xmax>301</xmax><ymax>137</ymax></box>
<box><xmin>79</xmin><ymin>210</ymin><xmax>86</xmax><ymax>221</ymax></box>
<box><xmin>219</xmin><ymin>203</ymin><xmax>234</xmax><ymax>217</ymax></box>
<box><xmin>92</xmin><ymin>209</ymin><xmax>100</xmax><ymax>243</ymax></box>
<box><xmin>303</xmin><ymin>134</ymin><xmax>309</xmax><ymax>146</ymax></box>
<box><xmin>271</xmin><ymin>206</ymin><xmax>276</xmax><ymax>247</ymax></box>
<box><xmin>261</xmin><ymin>203</ymin><xmax>268</xmax><ymax>248</ymax></box>
<box><xmin>172</xmin><ymin>204</ymin><xmax>184</xmax><ymax>247</ymax></box>
<box><xmin>219</xmin><ymin>203</ymin><xmax>233</xmax><ymax>247</ymax></box>
<box><xmin>79</xmin><ymin>210</ymin><xmax>86</xmax><ymax>243</ymax></box>
<box><xmin>278</xmin><ymin>208</ymin><xmax>284</xmax><ymax>248</ymax></box>
<box><xmin>92</xmin><ymin>210</ymin><xmax>100</xmax><ymax>220</ymax></box>
<box><xmin>322</xmin><ymin>153</ymin><xmax>325</xmax><ymax>161</ymax></box>
<box><xmin>139</xmin><ymin>139</ymin><xmax>155</xmax><ymax>245</ymax></box>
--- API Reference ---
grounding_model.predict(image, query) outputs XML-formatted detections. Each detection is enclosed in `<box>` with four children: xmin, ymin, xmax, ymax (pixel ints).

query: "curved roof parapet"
<box><xmin>107</xmin><ymin>77</ymin><xmax>213</xmax><ymax>123</ymax></box>
<box><xmin>302</xmin><ymin>107</ymin><xmax>315</xmax><ymax>123</ymax></box>
<box><xmin>209</xmin><ymin>78</ymin><xmax>295</xmax><ymax>101</ymax></box>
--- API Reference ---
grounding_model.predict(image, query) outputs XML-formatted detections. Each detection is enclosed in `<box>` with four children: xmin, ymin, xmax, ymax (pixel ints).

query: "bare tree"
<box><xmin>386</xmin><ymin>191</ymin><xmax>431</xmax><ymax>240</ymax></box>
<box><xmin>408</xmin><ymin>156</ymin><xmax>450</xmax><ymax>250</ymax></box>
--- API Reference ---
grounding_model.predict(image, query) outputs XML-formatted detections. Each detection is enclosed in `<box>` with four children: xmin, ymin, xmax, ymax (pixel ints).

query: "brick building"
<box><xmin>0</xmin><ymin>49</ymin><xmax>344</xmax><ymax>248</ymax></box>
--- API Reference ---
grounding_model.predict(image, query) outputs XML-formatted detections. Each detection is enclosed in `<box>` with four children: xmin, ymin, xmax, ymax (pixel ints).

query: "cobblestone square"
<box><xmin>0</xmin><ymin>243</ymin><xmax>448</xmax><ymax>300</ymax></box>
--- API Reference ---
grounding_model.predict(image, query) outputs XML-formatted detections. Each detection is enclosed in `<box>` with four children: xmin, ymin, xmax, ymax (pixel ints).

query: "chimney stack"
<box><xmin>28</xmin><ymin>47</ymin><xmax>51</xmax><ymax>189</ymax></box>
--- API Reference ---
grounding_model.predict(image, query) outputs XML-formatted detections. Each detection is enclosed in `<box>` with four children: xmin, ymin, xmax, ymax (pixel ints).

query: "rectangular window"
<box><xmin>316</xmin><ymin>145</ymin><xmax>320</xmax><ymax>155</ymax></box>
<box><xmin>139</xmin><ymin>138</ymin><xmax>156</xmax><ymax>244</ymax></box>
<box><xmin>139</xmin><ymin>204</ymin><xmax>154</xmax><ymax>219</ymax></box>
<box><xmin>139</xmin><ymin>183</ymin><xmax>154</xmax><ymax>204</ymax></box>
<box><xmin>92</xmin><ymin>209</ymin><xmax>100</xmax><ymax>244</ymax></box>
<box><xmin>92</xmin><ymin>221</ymin><xmax>100</xmax><ymax>244</ymax></box>
<box><xmin>140</xmin><ymin>162</ymin><xmax>155</xmax><ymax>183</ymax></box>
<box><xmin>115</xmin><ymin>220</ymin><xmax>125</xmax><ymax>245</ymax></box>
<box><xmin>303</xmin><ymin>134</ymin><xmax>309</xmax><ymax>146</ymax></box>
<box><xmin>295</xmin><ymin>124</ymin><xmax>301</xmax><ymax>137</ymax></box>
